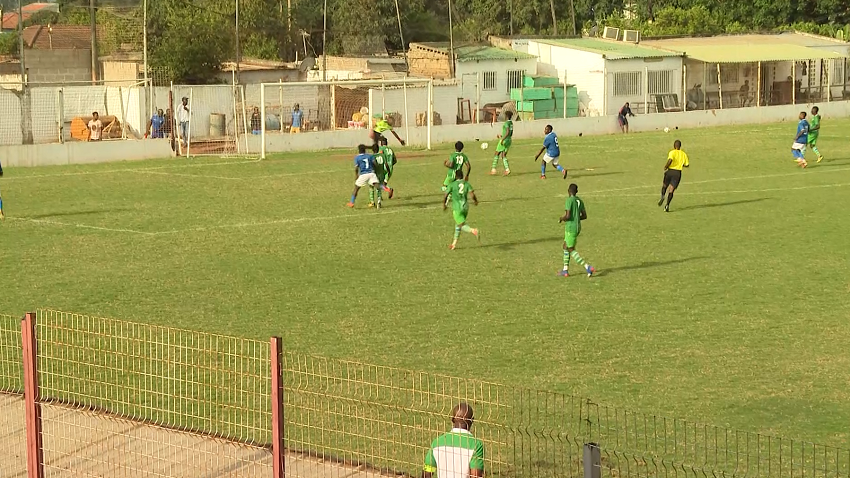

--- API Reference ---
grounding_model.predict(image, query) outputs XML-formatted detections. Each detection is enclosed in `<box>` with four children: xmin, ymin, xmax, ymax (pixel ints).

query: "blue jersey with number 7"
<box><xmin>354</xmin><ymin>153</ymin><xmax>375</xmax><ymax>174</ymax></box>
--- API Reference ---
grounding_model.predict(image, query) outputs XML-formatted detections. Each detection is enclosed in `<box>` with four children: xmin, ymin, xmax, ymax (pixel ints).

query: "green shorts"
<box><xmin>496</xmin><ymin>139</ymin><xmax>512</xmax><ymax>153</ymax></box>
<box><xmin>807</xmin><ymin>136</ymin><xmax>818</xmax><ymax>147</ymax></box>
<box><xmin>564</xmin><ymin>230</ymin><xmax>580</xmax><ymax>248</ymax></box>
<box><xmin>444</xmin><ymin>171</ymin><xmax>457</xmax><ymax>187</ymax></box>
<box><xmin>452</xmin><ymin>208</ymin><xmax>468</xmax><ymax>225</ymax></box>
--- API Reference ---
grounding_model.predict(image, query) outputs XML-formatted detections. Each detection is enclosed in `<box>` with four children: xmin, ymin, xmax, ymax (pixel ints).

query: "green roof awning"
<box><xmin>684</xmin><ymin>44</ymin><xmax>847</xmax><ymax>63</ymax></box>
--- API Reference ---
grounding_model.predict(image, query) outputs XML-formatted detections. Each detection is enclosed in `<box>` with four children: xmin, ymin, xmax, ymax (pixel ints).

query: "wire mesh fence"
<box><xmin>1</xmin><ymin>308</ymin><xmax>849</xmax><ymax>478</ymax></box>
<box><xmin>33</xmin><ymin>309</ymin><xmax>273</xmax><ymax>477</ymax></box>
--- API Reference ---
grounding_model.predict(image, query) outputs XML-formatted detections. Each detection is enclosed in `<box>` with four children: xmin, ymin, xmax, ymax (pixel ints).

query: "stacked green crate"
<box><xmin>512</xmin><ymin>77</ymin><xmax>580</xmax><ymax>119</ymax></box>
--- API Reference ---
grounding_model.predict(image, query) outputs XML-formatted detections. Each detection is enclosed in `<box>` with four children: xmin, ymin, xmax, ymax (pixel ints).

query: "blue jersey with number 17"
<box><xmin>354</xmin><ymin>153</ymin><xmax>375</xmax><ymax>174</ymax></box>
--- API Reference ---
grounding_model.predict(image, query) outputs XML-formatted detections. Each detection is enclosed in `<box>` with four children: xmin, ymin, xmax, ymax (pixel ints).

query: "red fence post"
<box><xmin>21</xmin><ymin>312</ymin><xmax>44</xmax><ymax>478</ymax></box>
<box><xmin>270</xmin><ymin>336</ymin><xmax>285</xmax><ymax>478</ymax></box>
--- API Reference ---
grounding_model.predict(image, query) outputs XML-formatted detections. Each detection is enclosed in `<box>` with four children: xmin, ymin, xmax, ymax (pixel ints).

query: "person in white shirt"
<box><xmin>87</xmin><ymin>111</ymin><xmax>103</xmax><ymax>141</ymax></box>
<box><xmin>177</xmin><ymin>96</ymin><xmax>190</xmax><ymax>147</ymax></box>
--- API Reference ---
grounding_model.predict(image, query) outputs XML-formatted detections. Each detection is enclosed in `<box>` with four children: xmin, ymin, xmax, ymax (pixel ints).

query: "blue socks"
<box><xmin>556</xmin><ymin>165</ymin><xmax>565</xmax><ymax>172</ymax></box>
<box><xmin>541</xmin><ymin>163</ymin><xmax>546</xmax><ymax>176</ymax></box>
<box><xmin>350</xmin><ymin>194</ymin><xmax>356</xmax><ymax>203</ymax></box>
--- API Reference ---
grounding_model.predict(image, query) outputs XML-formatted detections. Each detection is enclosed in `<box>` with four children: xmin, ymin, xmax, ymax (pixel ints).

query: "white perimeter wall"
<box><xmin>605</xmin><ymin>56</ymin><xmax>684</xmax><ymax>116</ymax></box>
<box><xmin>527</xmin><ymin>41</ymin><xmax>606</xmax><ymax>117</ymax></box>
<box><xmin>455</xmin><ymin>57</ymin><xmax>539</xmax><ymax>107</ymax></box>
<box><xmin>7</xmin><ymin>99</ymin><xmax>850</xmax><ymax>167</ymax></box>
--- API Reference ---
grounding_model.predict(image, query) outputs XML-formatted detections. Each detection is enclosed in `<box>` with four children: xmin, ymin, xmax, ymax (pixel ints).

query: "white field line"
<box><xmin>8</xmin><ymin>217</ymin><xmax>154</xmax><ymax>236</ymax></box>
<box><xmin>11</xmin><ymin>165</ymin><xmax>850</xmax><ymax>236</ymax></box>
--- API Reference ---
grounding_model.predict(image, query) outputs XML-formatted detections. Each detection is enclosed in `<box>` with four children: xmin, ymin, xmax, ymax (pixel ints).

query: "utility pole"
<box><xmin>235</xmin><ymin>0</ymin><xmax>240</xmax><ymax>84</ymax></box>
<box><xmin>448</xmin><ymin>0</ymin><xmax>455</xmax><ymax>78</ymax></box>
<box><xmin>394</xmin><ymin>0</ymin><xmax>408</xmax><ymax>71</ymax></box>
<box><xmin>549</xmin><ymin>0</ymin><xmax>558</xmax><ymax>36</ymax></box>
<box><xmin>568</xmin><ymin>0</ymin><xmax>576</xmax><ymax>35</ymax></box>
<box><xmin>18</xmin><ymin>0</ymin><xmax>32</xmax><ymax>144</ymax></box>
<box><xmin>322</xmin><ymin>0</ymin><xmax>327</xmax><ymax>81</ymax></box>
<box><xmin>90</xmin><ymin>0</ymin><xmax>98</xmax><ymax>83</ymax></box>
<box><xmin>509</xmin><ymin>0</ymin><xmax>513</xmax><ymax>36</ymax></box>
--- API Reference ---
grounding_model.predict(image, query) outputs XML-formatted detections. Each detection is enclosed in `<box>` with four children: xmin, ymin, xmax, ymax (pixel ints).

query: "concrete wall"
<box><xmin>27</xmin><ymin>49</ymin><xmax>92</xmax><ymax>83</ymax></box>
<box><xmin>1</xmin><ymin>138</ymin><xmax>173</xmax><ymax>167</ymax></box>
<box><xmin>253</xmin><ymin>99</ymin><xmax>850</xmax><ymax>155</ymax></box>
<box><xmin>605</xmin><ymin>56</ymin><xmax>684</xmax><ymax>115</ymax></box>
<box><xmin>7</xmin><ymin>90</ymin><xmax>850</xmax><ymax>168</ymax></box>
<box><xmin>529</xmin><ymin>41</ymin><xmax>605</xmax><ymax>116</ymax></box>
<box><xmin>456</xmin><ymin>57</ymin><xmax>538</xmax><ymax>107</ymax></box>
<box><xmin>101</xmin><ymin>61</ymin><xmax>140</xmax><ymax>86</ymax></box>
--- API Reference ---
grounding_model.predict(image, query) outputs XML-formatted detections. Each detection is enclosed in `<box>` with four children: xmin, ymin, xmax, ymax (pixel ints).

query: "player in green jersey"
<box><xmin>443</xmin><ymin>141</ymin><xmax>471</xmax><ymax>193</ymax></box>
<box><xmin>372</xmin><ymin>142</ymin><xmax>395</xmax><ymax>202</ymax></box>
<box><xmin>378</xmin><ymin>137</ymin><xmax>397</xmax><ymax>196</ymax></box>
<box><xmin>443</xmin><ymin>169</ymin><xmax>480</xmax><ymax>250</ymax></box>
<box><xmin>807</xmin><ymin>106</ymin><xmax>824</xmax><ymax>163</ymax></box>
<box><xmin>559</xmin><ymin>183</ymin><xmax>595</xmax><ymax>277</ymax></box>
<box><xmin>490</xmin><ymin>111</ymin><xmax>513</xmax><ymax>176</ymax></box>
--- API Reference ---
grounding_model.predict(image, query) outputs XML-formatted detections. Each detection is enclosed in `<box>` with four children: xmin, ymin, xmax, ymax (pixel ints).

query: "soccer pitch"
<box><xmin>2</xmin><ymin>120</ymin><xmax>849</xmax><ymax>447</ymax></box>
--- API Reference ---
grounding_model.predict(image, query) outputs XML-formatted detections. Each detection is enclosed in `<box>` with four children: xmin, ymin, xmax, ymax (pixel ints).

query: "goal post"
<box><xmin>171</xmin><ymin>84</ymin><xmax>252</xmax><ymax>158</ymax></box>
<box><xmin>259</xmin><ymin>78</ymin><xmax>433</xmax><ymax>159</ymax></box>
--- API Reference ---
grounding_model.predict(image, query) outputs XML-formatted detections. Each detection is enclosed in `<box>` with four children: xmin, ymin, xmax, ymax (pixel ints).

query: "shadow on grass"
<box><xmin>23</xmin><ymin>209</ymin><xmax>135</xmax><ymax>220</ymax></box>
<box><xmin>812</xmin><ymin>158</ymin><xmax>850</xmax><ymax>168</ymax></box>
<box><xmin>513</xmin><ymin>170</ymin><xmax>624</xmax><ymax>179</ymax></box>
<box><xmin>595</xmin><ymin>256</ymin><xmax>709</xmax><ymax>277</ymax></box>
<box><xmin>479</xmin><ymin>236</ymin><xmax>562</xmax><ymax>250</ymax></box>
<box><xmin>397</xmin><ymin>193</ymin><xmax>444</xmax><ymax>201</ymax></box>
<box><xmin>676</xmin><ymin>197</ymin><xmax>771</xmax><ymax>211</ymax></box>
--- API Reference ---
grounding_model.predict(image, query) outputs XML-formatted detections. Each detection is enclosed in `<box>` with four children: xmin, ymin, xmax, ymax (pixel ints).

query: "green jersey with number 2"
<box><xmin>448</xmin><ymin>179</ymin><xmax>473</xmax><ymax>212</ymax></box>
<box><xmin>564</xmin><ymin>195</ymin><xmax>586</xmax><ymax>236</ymax></box>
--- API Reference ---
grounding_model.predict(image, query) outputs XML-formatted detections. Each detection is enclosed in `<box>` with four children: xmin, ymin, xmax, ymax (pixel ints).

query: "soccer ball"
<box><xmin>481</xmin><ymin>142</ymin><xmax>489</xmax><ymax>150</ymax></box>
<box><xmin>664</xmin><ymin>127</ymin><xmax>670</xmax><ymax>133</ymax></box>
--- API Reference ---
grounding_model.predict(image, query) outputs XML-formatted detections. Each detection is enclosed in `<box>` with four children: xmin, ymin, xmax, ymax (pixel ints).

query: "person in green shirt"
<box><xmin>490</xmin><ymin>111</ymin><xmax>514</xmax><ymax>176</ymax></box>
<box><xmin>443</xmin><ymin>169</ymin><xmax>480</xmax><ymax>250</ymax></box>
<box><xmin>378</xmin><ymin>137</ymin><xmax>397</xmax><ymax>196</ymax></box>
<box><xmin>559</xmin><ymin>183</ymin><xmax>595</xmax><ymax>277</ymax></box>
<box><xmin>423</xmin><ymin>402</ymin><xmax>485</xmax><ymax>478</ymax></box>
<box><xmin>443</xmin><ymin>141</ymin><xmax>471</xmax><ymax>194</ymax></box>
<box><xmin>807</xmin><ymin>106</ymin><xmax>823</xmax><ymax>163</ymax></box>
<box><xmin>371</xmin><ymin>114</ymin><xmax>405</xmax><ymax>148</ymax></box>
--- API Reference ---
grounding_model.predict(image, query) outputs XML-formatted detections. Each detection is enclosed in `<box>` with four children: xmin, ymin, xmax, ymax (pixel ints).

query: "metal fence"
<box><xmin>1</xmin><ymin>309</ymin><xmax>848</xmax><ymax>478</ymax></box>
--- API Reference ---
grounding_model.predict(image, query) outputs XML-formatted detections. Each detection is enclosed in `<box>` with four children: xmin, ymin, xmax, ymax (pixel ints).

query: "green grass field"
<box><xmin>1</xmin><ymin>119</ymin><xmax>849</xmax><ymax>447</ymax></box>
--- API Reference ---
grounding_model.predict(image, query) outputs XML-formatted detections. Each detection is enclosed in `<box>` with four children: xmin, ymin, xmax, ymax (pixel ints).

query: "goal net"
<box><xmin>168</xmin><ymin>84</ymin><xmax>252</xmax><ymax>158</ymax></box>
<box><xmin>258</xmin><ymin>79</ymin><xmax>432</xmax><ymax>159</ymax></box>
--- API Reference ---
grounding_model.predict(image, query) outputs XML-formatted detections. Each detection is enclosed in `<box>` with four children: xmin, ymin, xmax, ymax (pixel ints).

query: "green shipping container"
<box><xmin>516</xmin><ymin>99</ymin><xmax>557</xmax><ymax>112</ymax></box>
<box><xmin>511</xmin><ymin>87</ymin><xmax>553</xmax><ymax>101</ymax></box>
<box><xmin>523</xmin><ymin>76</ymin><xmax>560</xmax><ymax>88</ymax></box>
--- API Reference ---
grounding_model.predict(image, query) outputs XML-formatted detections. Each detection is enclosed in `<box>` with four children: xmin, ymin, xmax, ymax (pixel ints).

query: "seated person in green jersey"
<box><xmin>443</xmin><ymin>141</ymin><xmax>471</xmax><ymax>194</ymax></box>
<box><xmin>370</xmin><ymin>114</ymin><xmax>406</xmax><ymax>147</ymax></box>
<box><xmin>423</xmin><ymin>402</ymin><xmax>485</xmax><ymax>478</ymax></box>
<box><xmin>491</xmin><ymin>110</ymin><xmax>514</xmax><ymax>176</ymax></box>
<box><xmin>443</xmin><ymin>169</ymin><xmax>480</xmax><ymax>250</ymax></box>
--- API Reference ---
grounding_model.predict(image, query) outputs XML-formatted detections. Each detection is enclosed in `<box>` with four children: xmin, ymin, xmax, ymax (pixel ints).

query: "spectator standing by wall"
<box><xmin>177</xmin><ymin>97</ymin><xmax>190</xmax><ymax>148</ymax></box>
<box><xmin>147</xmin><ymin>109</ymin><xmax>165</xmax><ymax>138</ymax></box>
<box><xmin>87</xmin><ymin>112</ymin><xmax>103</xmax><ymax>141</ymax></box>
<box><xmin>423</xmin><ymin>403</ymin><xmax>485</xmax><ymax>478</ymax></box>
<box><xmin>618</xmin><ymin>103</ymin><xmax>634</xmax><ymax>134</ymax></box>
<box><xmin>291</xmin><ymin>103</ymin><xmax>303</xmax><ymax>134</ymax></box>
<box><xmin>251</xmin><ymin>107</ymin><xmax>262</xmax><ymax>135</ymax></box>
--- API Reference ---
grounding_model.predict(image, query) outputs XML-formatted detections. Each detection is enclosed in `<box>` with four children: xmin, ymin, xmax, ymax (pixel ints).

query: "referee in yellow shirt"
<box><xmin>659</xmin><ymin>140</ymin><xmax>689</xmax><ymax>212</ymax></box>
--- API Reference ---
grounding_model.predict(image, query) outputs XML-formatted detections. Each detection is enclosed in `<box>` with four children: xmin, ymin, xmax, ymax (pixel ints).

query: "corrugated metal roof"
<box><xmin>537</xmin><ymin>38</ymin><xmax>681</xmax><ymax>59</ymax></box>
<box><xmin>412</xmin><ymin>42</ymin><xmax>536</xmax><ymax>62</ymax></box>
<box><xmin>678</xmin><ymin>44</ymin><xmax>846</xmax><ymax>63</ymax></box>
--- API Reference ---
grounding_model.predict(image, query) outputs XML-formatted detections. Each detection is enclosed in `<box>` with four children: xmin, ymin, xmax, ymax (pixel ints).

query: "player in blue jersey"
<box><xmin>346</xmin><ymin>144</ymin><xmax>382</xmax><ymax>209</ymax></box>
<box><xmin>534</xmin><ymin>125</ymin><xmax>568</xmax><ymax>179</ymax></box>
<box><xmin>0</xmin><ymin>157</ymin><xmax>4</xmax><ymax>220</ymax></box>
<box><xmin>791</xmin><ymin>111</ymin><xmax>809</xmax><ymax>169</ymax></box>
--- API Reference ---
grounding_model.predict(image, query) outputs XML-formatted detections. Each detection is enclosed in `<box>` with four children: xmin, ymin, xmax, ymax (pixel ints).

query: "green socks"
<box><xmin>491</xmin><ymin>155</ymin><xmax>510</xmax><ymax>170</ymax></box>
<box><xmin>812</xmin><ymin>146</ymin><xmax>821</xmax><ymax>156</ymax></box>
<box><xmin>461</xmin><ymin>225</ymin><xmax>473</xmax><ymax>233</ymax></box>
<box><xmin>491</xmin><ymin>156</ymin><xmax>499</xmax><ymax>169</ymax></box>
<box><xmin>570</xmin><ymin>250</ymin><xmax>587</xmax><ymax>267</ymax></box>
<box><xmin>503</xmin><ymin>156</ymin><xmax>510</xmax><ymax>170</ymax></box>
<box><xmin>454</xmin><ymin>226</ymin><xmax>461</xmax><ymax>240</ymax></box>
<box><xmin>369</xmin><ymin>189</ymin><xmax>375</xmax><ymax>203</ymax></box>
<box><xmin>563</xmin><ymin>250</ymin><xmax>570</xmax><ymax>271</ymax></box>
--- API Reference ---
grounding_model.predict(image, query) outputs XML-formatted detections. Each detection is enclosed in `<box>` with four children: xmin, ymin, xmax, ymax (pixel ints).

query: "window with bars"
<box><xmin>832</xmin><ymin>60</ymin><xmax>845</xmax><ymax>85</ymax></box>
<box><xmin>648</xmin><ymin>70</ymin><xmax>674</xmax><ymax>94</ymax></box>
<box><xmin>506</xmin><ymin>70</ymin><xmax>525</xmax><ymax>93</ymax></box>
<box><xmin>613</xmin><ymin>71</ymin><xmax>642</xmax><ymax>97</ymax></box>
<box><xmin>707</xmin><ymin>64</ymin><xmax>739</xmax><ymax>85</ymax></box>
<box><xmin>483</xmin><ymin>71</ymin><xmax>496</xmax><ymax>91</ymax></box>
